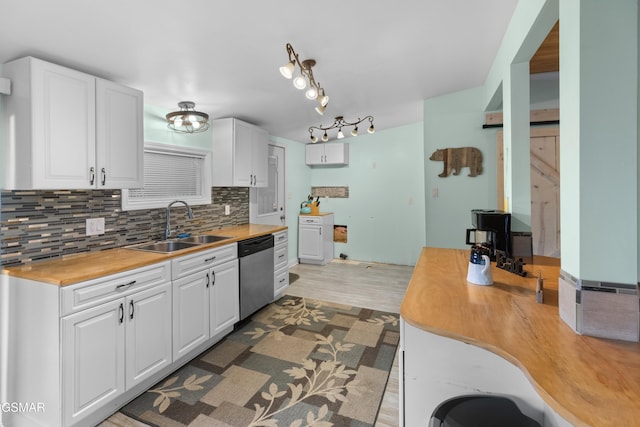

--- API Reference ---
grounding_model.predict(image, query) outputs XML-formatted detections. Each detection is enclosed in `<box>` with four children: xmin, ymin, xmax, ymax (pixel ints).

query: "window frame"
<box><xmin>121</xmin><ymin>142</ymin><xmax>211</xmax><ymax>211</ymax></box>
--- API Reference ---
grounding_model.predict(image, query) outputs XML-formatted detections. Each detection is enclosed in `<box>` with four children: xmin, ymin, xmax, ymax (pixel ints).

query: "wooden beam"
<box><xmin>485</xmin><ymin>108</ymin><xmax>559</xmax><ymax>126</ymax></box>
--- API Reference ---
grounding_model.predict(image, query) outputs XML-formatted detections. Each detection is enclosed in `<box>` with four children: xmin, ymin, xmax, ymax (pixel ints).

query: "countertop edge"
<box><xmin>399</xmin><ymin>312</ymin><xmax>584</xmax><ymax>427</ymax></box>
<box><xmin>2</xmin><ymin>224</ymin><xmax>288</xmax><ymax>286</ymax></box>
<box><xmin>400</xmin><ymin>246</ymin><xmax>637</xmax><ymax>427</ymax></box>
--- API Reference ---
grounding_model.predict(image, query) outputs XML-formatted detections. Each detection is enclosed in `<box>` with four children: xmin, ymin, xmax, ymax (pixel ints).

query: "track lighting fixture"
<box><xmin>166</xmin><ymin>101</ymin><xmax>210</xmax><ymax>134</ymax></box>
<box><xmin>279</xmin><ymin>43</ymin><xmax>328</xmax><ymax>115</ymax></box>
<box><xmin>308</xmin><ymin>115</ymin><xmax>375</xmax><ymax>143</ymax></box>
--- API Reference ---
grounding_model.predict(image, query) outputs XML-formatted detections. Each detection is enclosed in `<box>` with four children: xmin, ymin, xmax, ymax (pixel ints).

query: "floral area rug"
<box><xmin>119</xmin><ymin>296</ymin><xmax>399</xmax><ymax>426</ymax></box>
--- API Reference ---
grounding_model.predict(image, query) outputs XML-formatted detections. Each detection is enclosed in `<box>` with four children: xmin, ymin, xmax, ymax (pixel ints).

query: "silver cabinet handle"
<box><xmin>89</xmin><ymin>167</ymin><xmax>95</xmax><ymax>185</ymax></box>
<box><xmin>101</xmin><ymin>168</ymin><xmax>106</xmax><ymax>186</ymax></box>
<box><xmin>129</xmin><ymin>300</ymin><xmax>134</xmax><ymax>320</ymax></box>
<box><xmin>204</xmin><ymin>256</ymin><xmax>217</xmax><ymax>263</ymax></box>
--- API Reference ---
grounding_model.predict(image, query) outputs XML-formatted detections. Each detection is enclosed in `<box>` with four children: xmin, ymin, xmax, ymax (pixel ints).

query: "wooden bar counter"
<box><xmin>400</xmin><ymin>247</ymin><xmax>640</xmax><ymax>427</ymax></box>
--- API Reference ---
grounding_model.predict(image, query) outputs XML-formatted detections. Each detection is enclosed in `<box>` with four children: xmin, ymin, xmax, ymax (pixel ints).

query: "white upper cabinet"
<box><xmin>96</xmin><ymin>79</ymin><xmax>144</xmax><ymax>189</ymax></box>
<box><xmin>305</xmin><ymin>142</ymin><xmax>349</xmax><ymax>166</ymax></box>
<box><xmin>0</xmin><ymin>56</ymin><xmax>143</xmax><ymax>190</ymax></box>
<box><xmin>211</xmin><ymin>118</ymin><xmax>268</xmax><ymax>187</ymax></box>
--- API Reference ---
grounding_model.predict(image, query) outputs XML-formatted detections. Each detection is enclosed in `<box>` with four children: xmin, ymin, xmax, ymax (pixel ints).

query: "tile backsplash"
<box><xmin>0</xmin><ymin>187</ymin><xmax>249</xmax><ymax>266</ymax></box>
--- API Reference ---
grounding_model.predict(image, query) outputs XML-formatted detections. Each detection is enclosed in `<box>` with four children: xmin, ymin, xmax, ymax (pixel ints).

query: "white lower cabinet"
<box><xmin>62</xmin><ymin>299</ymin><xmax>125</xmax><ymax>426</ymax></box>
<box><xmin>172</xmin><ymin>243</ymin><xmax>239</xmax><ymax>360</ymax></box>
<box><xmin>62</xmin><ymin>282</ymin><xmax>172</xmax><ymax>426</ymax></box>
<box><xmin>125</xmin><ymin>284</ymin><xmax>173</xmax><ymax>388</ymax></box>
<box><xmin>60</xmin><ymin>264</ymin><xmax>172</xmax><ymax>427</ymax></box>
<box><xmin>173</xmin><ymin>272</ymin><xmax>210</xmax><ymax>359</ymax></box>
<box><xmin>273</xmin><ymin>230</ymin><xmax>289</xmax><ymax>298</ymax></box>
<box><xmin>298</xmin><ymin>214</ymin><xmax>334</xmax><ymax>265</ymax></box>
<box><xmin>1</xmin><ymin>244</ymin><xmax>242</xmax><ymax>427</ymax></box>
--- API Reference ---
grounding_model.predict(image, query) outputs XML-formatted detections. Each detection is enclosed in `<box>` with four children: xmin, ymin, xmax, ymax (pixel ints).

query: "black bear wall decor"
<box><xmin>429</xmin><ymin>147</ymin><xmax>483</xmax><ymax>177</ymax></box>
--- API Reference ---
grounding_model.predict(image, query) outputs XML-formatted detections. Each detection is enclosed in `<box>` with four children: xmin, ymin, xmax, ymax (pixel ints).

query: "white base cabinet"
<box><xmin>62</xmin><ymin>281</ymin><xmax>172</xmax><ymax>426</ymax></box>
<box><xmin>1</xmin><ymin>56</ymin><xmax>143</xmax><ymax>190</ymax></box>
<box><xmin>273</xmin><ymin>230</ymin><xmax>289</xmax><ymax>298</ymax></box>
<box><xmin>298</xmin><ymin>214</ymin><xmax>334</xmax><ymax>265</ymax></box>
<box><xmin>172</xmin><ymin>243</ymin><xmax>239</xmax><ymax>360</ymax></box>
<box><xmin>0</xmin><ymin>242</ymin><xmax>241</xmax><ymax>427</ymax></box>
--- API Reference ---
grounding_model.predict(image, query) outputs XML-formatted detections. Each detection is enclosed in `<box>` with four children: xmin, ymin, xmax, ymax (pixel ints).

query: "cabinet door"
<box><xmin>32</xmin><ymin>58</ymin><xmax>96</xmax><ymax>189</ymax></box>
<box><xmin>299</xmin><ymin>225</ymin><xmax>323</xmax><ymax>260</ymax></box>
<box><xmin>125</xmin><ymin>282</ymin><xmax>172</xmax><ymax>390</ymax></box>
<box><xmin>173</xmin><ymin>272</ymin><xmax>210</xmax><ymax>360</ymax></box>
<box><xmin>251</xmin><ymin>126</ymin><xmax>269</xmax><ymax>187</ymax></box>
<box><xmin>324</xmin><ymin>143</ymin><xmax>348</xmax><ymax>164</ymax></box>
<box><xmin>96</xmin><ymin>79</ymin><xmax>144</xmax><ymax>189</ymax></box>
<box><xmin>233</xmin><ymin>120</ymin><xmax>254</xmax><ymax>186</ymax></box>
<box><xmin>62</xmin><ymin>299</ymin><xmax>124</xmax><ymax>426</ymax></box>
<box><xmin>305</xmin><ymin>144</ymin><xmax>325</xmax><ymax>165</ymax></box>
<box><xmin>210</xmin><ymin>259</ymin><xmax>240</xmax><ymax>336</ymax></box>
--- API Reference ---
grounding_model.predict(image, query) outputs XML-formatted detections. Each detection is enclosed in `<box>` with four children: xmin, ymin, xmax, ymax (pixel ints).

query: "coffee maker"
<box><xmin>466</xmin><ymin>209</ymin><xmax>529</xmax><ymax>276</ymax></box>
<box><xmin>466</xmin><ymin>209</ymin><xmax>512</xmax><ymax>260</ymax></box>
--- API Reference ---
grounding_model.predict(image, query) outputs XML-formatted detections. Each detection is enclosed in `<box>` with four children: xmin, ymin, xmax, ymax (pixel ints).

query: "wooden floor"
<box><xmin>101</xmin><ymin>259</ymin><xmax>413</xmax><ymax>427</ymax></box>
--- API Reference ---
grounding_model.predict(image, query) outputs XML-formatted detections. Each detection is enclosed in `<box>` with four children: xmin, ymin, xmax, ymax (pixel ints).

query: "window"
<box><xmin>121</xmin><ymin>142</ymin><xmax>211</xmax><ymax>211</ymax></box>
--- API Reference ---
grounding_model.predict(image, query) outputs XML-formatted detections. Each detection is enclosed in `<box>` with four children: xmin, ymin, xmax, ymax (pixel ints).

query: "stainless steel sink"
<box><xmin>179</xmin><ymin>235</ymin><xmax>234</xmax><ymax>244</ymax></box>
<box><xmin>127</xmin><ymin>240</ymin><xmax>201</xmax><ymax>253</ymax></box>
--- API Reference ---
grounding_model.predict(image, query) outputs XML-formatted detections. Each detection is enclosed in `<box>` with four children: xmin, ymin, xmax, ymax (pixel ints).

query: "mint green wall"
<box><xmin>559</xmin><ymin>0</ymin><xmax>638</xmax><ymax>283</ymax></box>
<box><xmin>308</xmin><ymin>123</ymin><xmax>425</xmax><ymax>265</ymax></box>
<box><xmin>424</xmin><ymin>86</ymin><xmax>498</xmax><ymax>249</ymax></box>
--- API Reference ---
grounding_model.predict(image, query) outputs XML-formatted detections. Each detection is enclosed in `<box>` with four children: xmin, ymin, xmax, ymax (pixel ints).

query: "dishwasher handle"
<box><xmin>238</xmin><ymin>234</ymin><xmax>274</xmax><ymax>257</ymax></box>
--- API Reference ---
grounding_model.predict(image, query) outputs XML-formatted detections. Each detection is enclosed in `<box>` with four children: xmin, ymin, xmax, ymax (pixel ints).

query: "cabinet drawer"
<box><xmin>273</xmin><ymin>230</ymin><xmax>288</xmax><ymax>245</ymax></box>
<box><xmin>61</xmin><ymin>262</ymin><xmax>171</xmax><ymax>316</ymax></box>
<box><xmin>172</xmin><ymin>243</ymin><xmax>237</xmax><ymax>279</ymax></box>
<box><xmin>274</xmin><ymin>267</ymin><xmax>289</xmax><ymax>296</ymax></box>
<box><xmin>274</xmin><ymin>244</ymin><xmax>288</xmax><ymax>271</ymax></box>
<box><xmin>299</xmin><ymin>216</ymin><xmax>322</xmax><ymax>225</ymax></box>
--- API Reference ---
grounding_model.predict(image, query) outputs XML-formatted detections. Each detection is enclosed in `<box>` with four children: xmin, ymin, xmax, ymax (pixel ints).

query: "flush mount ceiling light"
<box><xmin>308</xmin><ymin>115</ymin><xmax>375</xmax><ymax>143</ymax></box>
<box><xmin>279</xmin><ymin>43</ymin><xmax>329</xmax><ymax>115</ymax></box>
<box><xmin>166</xmin><ymin>101</ymin><xmax>210</xmax><ymax>134</ymax></box>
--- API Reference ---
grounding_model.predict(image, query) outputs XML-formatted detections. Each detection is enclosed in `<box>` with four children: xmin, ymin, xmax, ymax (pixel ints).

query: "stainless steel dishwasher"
<box><xmin>238</xmin><ymin>234</ymin><xmax>274</xmax><ymax>320</ymax></box>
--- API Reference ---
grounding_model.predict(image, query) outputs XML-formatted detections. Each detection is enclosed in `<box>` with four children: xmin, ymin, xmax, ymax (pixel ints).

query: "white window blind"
<box><xmin>121</xmin><ymin>143</ymin><xmax>211</xmax><ymax>211</ymax></box>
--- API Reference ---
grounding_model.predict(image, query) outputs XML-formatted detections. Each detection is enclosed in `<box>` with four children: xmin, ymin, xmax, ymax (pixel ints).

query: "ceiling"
<box><xmin>0</xmin><ymin>0</ymin><xmax>526</xmax><ymax>143</ymax></box>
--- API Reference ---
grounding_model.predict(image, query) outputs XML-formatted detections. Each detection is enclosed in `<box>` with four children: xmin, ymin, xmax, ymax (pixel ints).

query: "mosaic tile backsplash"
<box><xmin>0</xmin><ymin>187</ymin><xmax>249</xmax><ymax>266</ymax></box>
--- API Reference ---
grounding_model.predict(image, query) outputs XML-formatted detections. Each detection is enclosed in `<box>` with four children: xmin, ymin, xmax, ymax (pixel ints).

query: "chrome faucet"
<box><xmin>165</xmin><ymin>200</ymin><xmax>193</xmax><ymax>240</ymax></box>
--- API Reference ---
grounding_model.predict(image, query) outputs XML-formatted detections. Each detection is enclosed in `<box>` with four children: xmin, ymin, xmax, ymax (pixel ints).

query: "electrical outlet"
<box><xmin>224</xmin><ymin>205</ymin><xmax>231</xmax><ymax>215</ymax></box>
<box><xmin>86</xmin><ymin>218</ymin><xmax>105</xmax><ymax>236</ymax></box>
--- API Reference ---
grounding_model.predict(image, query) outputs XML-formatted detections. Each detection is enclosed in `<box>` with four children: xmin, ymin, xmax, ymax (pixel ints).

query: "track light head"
<box><xmin>279</xmin><ymin>61</ymin><xmax>294</xmax><ymax>79</ymax></box>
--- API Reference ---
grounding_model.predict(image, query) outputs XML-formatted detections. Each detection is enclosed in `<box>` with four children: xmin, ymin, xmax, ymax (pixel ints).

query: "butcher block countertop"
<box><xmin>401</xmin><ymin>247</ymin><xmax>640</xmax><ymax>427</ymax></box>
<box><xmin>1</xmin><ymin>223</ymin><xmax>287</xmax><ymax>286</ymax></box>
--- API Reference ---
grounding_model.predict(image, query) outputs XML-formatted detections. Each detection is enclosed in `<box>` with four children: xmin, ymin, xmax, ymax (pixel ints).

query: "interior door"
<box><xmin>497</xmin><ymin>127</ymin><xmax>560</xmax><ymax>257</ymax></box>
<box><xmin>250</xmin><ymin>144</ymin><xmax>286</xmax><ymax>225</ymax></box>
